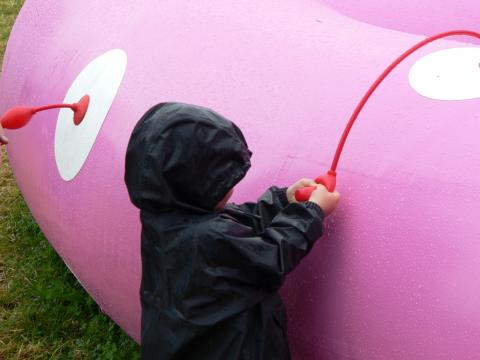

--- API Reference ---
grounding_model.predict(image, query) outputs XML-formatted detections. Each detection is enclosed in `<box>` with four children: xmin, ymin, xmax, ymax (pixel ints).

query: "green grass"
<box><xmin>0</xmin><ymin>1</ymin><xmax>140</xmax><ymax>359</ymax></box>
<box><xmin>0</xmin><ymin>0</ymin><xmax>23</xmax><ymax>64</ymax></box>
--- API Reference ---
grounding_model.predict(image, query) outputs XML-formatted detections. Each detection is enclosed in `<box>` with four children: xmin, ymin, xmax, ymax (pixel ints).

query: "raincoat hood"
<box><xmin>125</xmin><ymin>102</ymin><xmax>252</xmax><ymax>212</ymax></box>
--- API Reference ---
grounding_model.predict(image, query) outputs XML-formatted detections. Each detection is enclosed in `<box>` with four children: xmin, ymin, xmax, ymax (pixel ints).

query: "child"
<box><xmin>124</xmin><ymin>102</ymin><xmax>340</xmax><ymax>360</ymax></box>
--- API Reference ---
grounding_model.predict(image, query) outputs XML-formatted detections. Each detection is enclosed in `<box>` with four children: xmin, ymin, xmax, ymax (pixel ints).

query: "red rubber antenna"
<box><xmin>0</xmin><ymin>95</ymin><xmax>90</xmax><ymax>130</ymax></box>
<box><xmin>295</xmin><ymin>30</ymin><xmax>480</xmax><ymax>201</ymax></box>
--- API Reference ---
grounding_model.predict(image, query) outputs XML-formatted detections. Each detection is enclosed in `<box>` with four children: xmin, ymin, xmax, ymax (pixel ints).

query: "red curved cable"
<box><xmin>295</xmin><ymin>30</ymin><xmax>480</xmax><ymax>201</ymax></box>
<box><xmin>330</xmin><ymin>29</ymin><xmax>480</xmax><ymax>172</ymax></box>
<box><xmin>33</xmin><ymin>103</ymin><xmax>76</xmax><ymax>113</ymax></box>
<box><xmin>0</xmin><ymin>95</ymin><xmax>90</xmax><ymax>130</ymax></box>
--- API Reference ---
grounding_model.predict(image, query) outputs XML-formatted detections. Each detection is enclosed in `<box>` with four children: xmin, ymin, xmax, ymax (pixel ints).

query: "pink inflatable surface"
<box><xmin>1</xmin><ymin>1</ymin><xmax>480</xmax><ymax>359</ymax></box>
<box><xmin>323</xmin><ymin>0</ymin><xmax>480</xmax><ymax>38</ymax></box>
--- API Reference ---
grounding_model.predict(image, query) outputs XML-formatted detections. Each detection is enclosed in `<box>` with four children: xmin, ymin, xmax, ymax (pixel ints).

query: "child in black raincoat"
<box><xmin>124</xmin><ymin>103</ymin><xmax>340</xmax><ymax>360</ymax></box>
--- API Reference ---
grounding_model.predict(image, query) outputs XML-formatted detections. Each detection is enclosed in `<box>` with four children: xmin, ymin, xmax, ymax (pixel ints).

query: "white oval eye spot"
<box><xmin>55</xmin><ymin>49</ymin><xmax>127</xmax><ymax>181</ymax></box>
<box><xmin>409</xmin><ymin>47</ymin><xmax>480</xmax><ymax>101</ymax></box>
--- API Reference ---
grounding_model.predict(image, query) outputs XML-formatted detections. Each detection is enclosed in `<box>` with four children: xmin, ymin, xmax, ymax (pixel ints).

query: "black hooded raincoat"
<box><xmin>124</xmin><ymin>103</ymin><xmax>324</xmax><ymax>359</ymax></box>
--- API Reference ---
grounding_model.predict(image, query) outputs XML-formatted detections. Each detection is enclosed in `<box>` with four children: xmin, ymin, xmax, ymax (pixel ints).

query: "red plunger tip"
<box><xmin>72</xmin><ymin>95</ymin><xmax>90</xmax><ymax>125</ymax></box>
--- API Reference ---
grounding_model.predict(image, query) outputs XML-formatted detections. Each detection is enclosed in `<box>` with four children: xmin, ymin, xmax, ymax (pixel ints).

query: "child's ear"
<box><xmin>215</xmin><ymin>188</ymin><xmax>234</xmax><ymax>209</ymax></box>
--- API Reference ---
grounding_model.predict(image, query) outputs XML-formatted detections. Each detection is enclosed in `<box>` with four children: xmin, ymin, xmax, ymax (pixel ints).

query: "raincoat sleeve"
<box><xmin>227</xmin><ymin>186</ymin><xmax>289</xmax><ymax>229</ymax></box>
<box><xmin>198</xmin><ymin>201</ymin><xmax>324</xmax><ymax>293</ymax></box>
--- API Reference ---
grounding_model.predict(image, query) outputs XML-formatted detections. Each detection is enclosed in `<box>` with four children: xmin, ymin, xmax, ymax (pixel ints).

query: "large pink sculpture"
<box><xmin>1</xmin><ymin>1</ymin><xmax>480</xmax><ymax>359</ymax></box>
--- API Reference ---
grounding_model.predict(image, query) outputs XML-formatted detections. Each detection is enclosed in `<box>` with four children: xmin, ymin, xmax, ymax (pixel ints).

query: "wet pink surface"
<box><xmin>1</xmin><ymin>1</ymin><xmax>480</xmax><ymax>358</ymax></box>
<box><xmin>322</xmin><ymin>0</ymin><xmax>480</xmax><ymax>40</ymax></box>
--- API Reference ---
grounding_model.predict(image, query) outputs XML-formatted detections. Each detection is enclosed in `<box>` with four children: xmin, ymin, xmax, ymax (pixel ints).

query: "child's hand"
<box><xmin>0</xmin><ymin>124</ymin><xmax>8</xmax><ymax>145</ymax></box>
<box><xmin>309</xmin><ymin>185</ymin><xmax>340</xmax><ymax>216</ymax></box>
<box><xmin>286</xmin><ymin>178</ymin><xmax>318</xmax><ymax>203</ymax></box>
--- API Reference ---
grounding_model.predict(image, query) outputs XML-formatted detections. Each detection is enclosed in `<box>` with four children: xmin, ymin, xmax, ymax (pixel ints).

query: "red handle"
<box><xmin>0</xmin><ymin>107</ymin><xmax>34</xmax><ymax>129</ymax></box>
<box><xmin>295</xmin><ymin>186</ymin><xmax>316</xmax><ymax>202</ymax></box>
<box><xmin>294</xmin><ymin>171</ymin><xmax>337</xmax><ymax>201</ymax></box>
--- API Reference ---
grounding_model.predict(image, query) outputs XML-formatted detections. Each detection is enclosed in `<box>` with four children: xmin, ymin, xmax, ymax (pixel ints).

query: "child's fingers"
<box><xmin>331</xmin><ymin>191</ymin><xmax>341</xmax><ymax>203</ymax></box>
<box><xmin>0</xmin><ymin>125</ymin><xmax>8</xmax><ymax>145</ymax></box>
<box><xmin>297</xmin><ymin>178</ymin><xmax>316</xmax><ymax>187</ymax></box>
